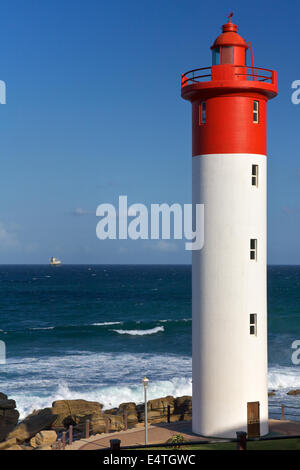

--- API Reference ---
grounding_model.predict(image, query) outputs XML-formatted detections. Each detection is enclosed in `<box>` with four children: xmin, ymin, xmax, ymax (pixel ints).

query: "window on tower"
<box><xmin>212</xmin><ymin>47</ymin><xmax>220</xmax><ymax>65</ymax></box>
<box><xmin>220</xmin><ymin>46</ymin><xmax>234</xmax><ymax>64</ymax></box>
<box><xmin>253</xmin><ymin>101</ymin><xmax>259</xmax><ymax>123</ymax></box>
<box><xmin>250</xmin><ymin>314</ymin><xmax>257</xmax><ymax>336</ymax></box>
<box><xmin>250</xmin><ymin>239</ymin><xmax>257</xmax><ymax>261</ymax></box>
<box><xmin>199</xmin><ymin>102</ymin><xmax>206</xmax><ymax>125</ymax></box>
<box><xmin>252</xmin><ymin>165</ymin><xmax>259</xmax><ymax>187</ymax></box>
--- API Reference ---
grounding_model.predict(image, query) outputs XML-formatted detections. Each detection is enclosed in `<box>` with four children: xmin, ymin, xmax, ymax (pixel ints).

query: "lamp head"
<box><xmin>142</xmin><ymin>377</ymin><xmax>149</xmax><ymax>388</ymax></box>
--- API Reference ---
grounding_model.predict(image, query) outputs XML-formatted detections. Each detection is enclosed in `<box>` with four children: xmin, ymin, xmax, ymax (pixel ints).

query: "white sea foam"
<box><xmin>268</xmin><ymin>366</ymin><xmax>300</xmax><ymax>389</ymax></box>
<box><xmin>112</xmin><ymin>326</ymin><xmax>164</xmax><ymax>336</ymax></box>
<box><xmin>159</xmin><ymin>318</ymin><xmax>191</xmax><ymax>323</ymax></box>
<box><xmin>0</xmin><ymin>352</ymin><xmax>191</xmax><ymax>419</ymax></box>
<box><xmin>92</xmin><ymin>322</ymin><xmax>122</xmax><ymax>326</ymax></box>
<box><xmin>2</xmin><ymin>350</ymin><xmax>299</xmax><ymax>421</ymax></box>
<box><xmin>29</xmin><ymin>327</ymin><xmax>55</xmax><ymax>331</ymax></box>
<box><xmin>10</xmin><ymin>377</ymin><xmax>192</xmax><ymax>420</ymax></box>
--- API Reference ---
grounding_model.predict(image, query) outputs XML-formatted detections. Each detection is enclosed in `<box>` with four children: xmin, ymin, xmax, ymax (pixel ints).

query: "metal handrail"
<box><xmin>181</xmin><ymin>67</ymin><xmax>212</xmax><ymax>86</ymax></box>
<box><xmin>233</xmin><ymin>65</ymin><xmax>274</xmax><ymax>83</ymax></box>
<box><xmin>181</xmin><ymin>65</ymin><xmax>275</xmax><ymax>86</ymax></box>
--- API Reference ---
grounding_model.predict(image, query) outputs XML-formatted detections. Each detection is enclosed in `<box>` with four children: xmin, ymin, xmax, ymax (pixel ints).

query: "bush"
<box><xmin>167</xmin><ymin>434</ymin><xmax>186</xmax><ymax>449</ymax></box>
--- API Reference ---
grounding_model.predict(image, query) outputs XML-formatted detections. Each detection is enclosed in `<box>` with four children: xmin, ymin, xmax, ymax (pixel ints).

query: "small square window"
<box><xmin>199</xmin><ymin>102</ymin><xmax>206</xmax><ymax>125</ymax></box>
<box><xmin>252</xmin><ymin>165</ymin><xmax>259</xmax><ymax>187</ymax></box>
<box><xmin>250</xmin><ymin>239</ymin><xmax>257</xmax><ymax>261</ymax></box>
<box><xmin>253</xmin><ymin>101</ymin><xmax>259</xmax><ymax>123</ymax></box>
<box><xmin>250</xmin><ymin>314</ymin><xmax>257</xmax><ymax>336</ymax></box>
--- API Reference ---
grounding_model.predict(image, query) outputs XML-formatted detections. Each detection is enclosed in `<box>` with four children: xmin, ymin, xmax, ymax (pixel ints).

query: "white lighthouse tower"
<box><xmin>181</xmin><ymin>14</ymin><xmax>278</xmax><ymax>438</ymax></box>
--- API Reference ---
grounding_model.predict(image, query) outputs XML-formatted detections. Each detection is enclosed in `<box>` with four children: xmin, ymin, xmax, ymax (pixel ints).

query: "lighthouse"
<box><xmin>181</xmin><ymin>14</ymin><xmax>278</xmax><ymax>438</ymax></box>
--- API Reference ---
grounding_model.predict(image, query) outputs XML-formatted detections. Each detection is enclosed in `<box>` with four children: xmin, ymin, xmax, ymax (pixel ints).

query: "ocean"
<box><xmin>0</xmin><ymin>265</ymin><xmax>299</xmax><ymax>421</ymax></box>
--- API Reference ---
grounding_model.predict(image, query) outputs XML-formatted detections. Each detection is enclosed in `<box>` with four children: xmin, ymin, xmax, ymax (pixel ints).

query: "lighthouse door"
<box><xmin>247</xmin><ymin>402</ymin><xmax>260</xmax><ymax>438</ymax></box>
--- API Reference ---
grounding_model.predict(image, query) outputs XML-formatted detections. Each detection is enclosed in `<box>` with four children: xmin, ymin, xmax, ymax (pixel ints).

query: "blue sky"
<box><xmin>0</xmin><ymin>0</ymin><xmax>299</xmax><ymax>264</ymax></box>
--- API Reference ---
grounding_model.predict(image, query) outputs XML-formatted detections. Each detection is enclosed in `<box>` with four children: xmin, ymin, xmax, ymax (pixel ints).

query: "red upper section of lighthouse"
<box><xmin>181</xmin><ymin>14</ymin><xmax>278</xmax><ymax>156</ymax></box>
<box><xmin>211</xmin><ymin>14</ymin><xmax>248</xmax><ymax>50</ymax></box>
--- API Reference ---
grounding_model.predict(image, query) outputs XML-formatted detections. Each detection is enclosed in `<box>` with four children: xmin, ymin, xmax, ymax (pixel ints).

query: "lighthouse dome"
<box><xmin>211</xmin><ymin>13</ymin><xmax>248</xmax><ymax>65</ymax></box>
<box><xmin>211</xmin><ymin>13</ymin><xmax>248</xmax><ymax>49</ymax></box>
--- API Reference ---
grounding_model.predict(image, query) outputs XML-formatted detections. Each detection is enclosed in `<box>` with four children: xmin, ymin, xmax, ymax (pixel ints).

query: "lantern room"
<box><xmin>211</xmin><ymin>12</ymin><xmax>248</xmax><ymax>66</ymax></box>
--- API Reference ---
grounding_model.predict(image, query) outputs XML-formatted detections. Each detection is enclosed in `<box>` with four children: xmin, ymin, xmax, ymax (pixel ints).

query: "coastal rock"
<box><xmin>287</xmin><ymin>389</ymin><xmax>300</xmax><ymax>396</ymax></box>
<box><xmin>148</xmin><ymin>396</ymin><xmax>175</xmax><ymax>416</ymax></box>
<box><xmin>108</xmin><ymin>414</ymin><xmax>125</xmax><ymax>432</ymax></box>
<box><xmin>7</xmin><ymin>410</ymin><xmax>57</xmax><ymax>443</ymax></box>
<box><xmin>51</xmin><ymin>399</ymin><xmax>103</xmax><ymax>428</ymax></box>
<box><xmin>174</xmin><ymin>396</ymin><xmax>192</xmax><ymax>419</ymax></box>
<box><xmin>137</xmin><ymin>409</ymin><xmax>165</xmax><ymax>424</ymax></box>
<box><xmin>30</xmin><ymin>430</ymin><xmax>57</xmax><ymax>448</ymax></box>
<box><xmin>0</xmin><ymin>437</ymin><xmax>17</xmax><ymax>450</ymax></box>
<box><xmin>118</xmin><ymin>402</ymin><xmax>138</xmax><ymax>427</ymax></box>
<box><xmin>81</xmin><ymin>413</ymin><xmax>124</xmax><ymax>434</ymax></box>
<box><xmin>6</xmin><ymin>444</ymin><xmax>24</xmax><ymax>451</ymax></box>
<box><xmin>103</xmin><ymin>408</ymin><xmax>118</xmax><ymax>415</ymax></box>
<box><xmin>136</xmin><ymin>396</ymin><xmax>176</xmax><ymax>424</ymax></box>
<box><xmin>73</xmin><ymin>413</ymin><xmax>108</xmax><ymax>434</ymax></box>
<box><xmin>35</xmin><ymin>445</ymin><xmax>53</xmax><ymax>451</ymax></box>
<box><xmin>6</xmin><ymin>444</ymin><xmax>33</xmax><ymax>450</ymax></box>
<box><xmin>5</xmin><ymin>444</ymin><xmax>33</xmax><ymax>450</ymax></box>
<box><xmin>169</xmin><ymin>414</ymin><xmax>183</xmax><ymax>423</ymax></box>
<box><xmin>148</xmin><ymin>410</ymin><xmax>165</xmax><ymax>420</ymax></box>
<box><xmin>0</xmin><ymin>399</ymin><xmax>17</xmax><ymax>410</ymax></box>
<box><xmin>81</xmin><ymin>414</ymin><xmax>108</xmax><ymax>434</ymax></box>
<box><xmin>0</xmin><ymin>395</ymin><xmax>20</xmax><ymax>442</ymax></box>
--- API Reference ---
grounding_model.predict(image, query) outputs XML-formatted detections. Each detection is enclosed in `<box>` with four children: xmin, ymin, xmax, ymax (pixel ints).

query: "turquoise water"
<box><xmin>0</xmin><ymin>265</ymin><xmax>299</xmax><ymax>420</ymax></box>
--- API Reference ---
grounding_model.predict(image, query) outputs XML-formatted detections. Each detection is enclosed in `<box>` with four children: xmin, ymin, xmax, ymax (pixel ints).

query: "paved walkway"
<box><xmin>65</xmin><ymin>419</ymin><xmax>300</xmax><ymax>450</ymax></box>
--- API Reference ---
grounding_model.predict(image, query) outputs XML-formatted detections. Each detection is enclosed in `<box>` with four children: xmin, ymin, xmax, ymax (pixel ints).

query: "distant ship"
<box><xmin>49</xmin><ymin>257</ymin><xmax>62</xmax><ymax>266</ymax></box>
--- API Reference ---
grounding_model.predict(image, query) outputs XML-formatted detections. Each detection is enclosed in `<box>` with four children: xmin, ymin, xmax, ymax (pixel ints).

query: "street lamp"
<box><xmin>142</xmin><ymin>377</ymin><xmax>149</xmax><ymax>445</ymax></box>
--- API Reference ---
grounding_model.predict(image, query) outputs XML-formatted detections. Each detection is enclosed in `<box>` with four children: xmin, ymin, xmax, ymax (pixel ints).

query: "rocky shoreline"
<box><xmin>0</xmin><ymin>392</ymin><xmax>192</xmax><ymax>450</ymax></box>
<box><xmin>1</xmin><ymin>389</ymin><xmax>299</xmax><ymax>450</ymax></box>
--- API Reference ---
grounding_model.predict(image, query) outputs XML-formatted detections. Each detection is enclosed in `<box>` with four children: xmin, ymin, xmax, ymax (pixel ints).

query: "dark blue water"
<box><xmin>0</xmin><ymin>265</ymin><xmax>299</xmax><ymax>420</ymax></box>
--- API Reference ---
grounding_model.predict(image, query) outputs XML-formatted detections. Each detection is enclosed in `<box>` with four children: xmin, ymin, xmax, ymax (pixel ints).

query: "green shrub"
<box><xmin>167</xmin><ymin>434</ymin><xmax>186</xmax><ymax>449</ymax></box>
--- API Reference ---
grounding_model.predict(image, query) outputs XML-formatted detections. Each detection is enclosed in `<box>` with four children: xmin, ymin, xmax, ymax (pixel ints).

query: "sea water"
<box><xmin>0</xmin><ymin>265</ymin><xmax>299</xmax><ymax>420</ymax></box>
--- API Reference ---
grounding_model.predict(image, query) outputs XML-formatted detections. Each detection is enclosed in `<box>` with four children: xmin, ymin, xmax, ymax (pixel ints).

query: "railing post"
<box><xmin>124</xmin><ymin>410</ymin><xmax>128</xmax><ymax>431</ymax></box>
<box><xmin>85</xmin><ymin>419</ymin><xmax>90</xmax><ymax>439</ymax></box>
<box><xmin>167</xmin><ymin>405</ymin><xmax>171</xmax><ymax>423</ymax></box>
<box><xmin>281</xmin><ymin>404</ymin><xmax>285</xmax><ymax>420</ymax></box>
<box><xmin>106</xmin><ymin>417</ymin><xmax>110</xmax><ymax>434</ymax></box>
<box><xmin>236</xmin><ymin>431</ymin><xmax>247</xmax><ymax>450</ymax></box>
<box><xmin>62</xmin><ymin>431</ymin><xmax>66</xmax><ymax>450</ymax></box>
<box><xmin>69</xmin><ymin>425</ymin><xmax>73</xmax><ymax>445</ymax></box>
<box><xmin>57</xmin><ymin>438</ymin><xmax>62</xmax><ymax>450</ymax></box>
<box><xmin>110</xmin><ymin>439</ymin><xmax>121</xmax><ymax>450</ymax></box>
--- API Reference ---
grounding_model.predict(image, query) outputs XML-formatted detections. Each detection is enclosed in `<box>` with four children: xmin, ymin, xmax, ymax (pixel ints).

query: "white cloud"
<box><xmin>152</xmin><ymin>241</ymin><xmax>178</xmax><ymax>252</ymax></box>
<box><xmin>72</xmin><ymin>207</ymin><xmax>93</xmax><ymax>216</ymax></box>
<box><xmin>0</xmin><ymin>223</ymin><xmax>20</xmax><ymax>250</ymax></box>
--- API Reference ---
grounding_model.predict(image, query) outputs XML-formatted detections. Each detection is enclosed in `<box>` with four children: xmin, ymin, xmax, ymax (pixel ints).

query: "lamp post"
<box><xmin>142</xmin><ymin>377</ymin><xmax>149</xmax><ymax>445</ymax></box>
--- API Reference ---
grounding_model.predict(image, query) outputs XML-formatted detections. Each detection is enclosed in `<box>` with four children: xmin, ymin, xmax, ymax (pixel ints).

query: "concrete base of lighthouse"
<box><xmin>192</xmin><ymin>154</ymin><xmax>269</xmax><ymax>438</ymax></box>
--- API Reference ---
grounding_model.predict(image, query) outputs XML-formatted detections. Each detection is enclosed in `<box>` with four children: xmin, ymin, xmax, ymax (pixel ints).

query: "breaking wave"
<box><xmin>112</xmin><ymin>326</ymin><xmax>164</xmax><ymax>336</ymax></box>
